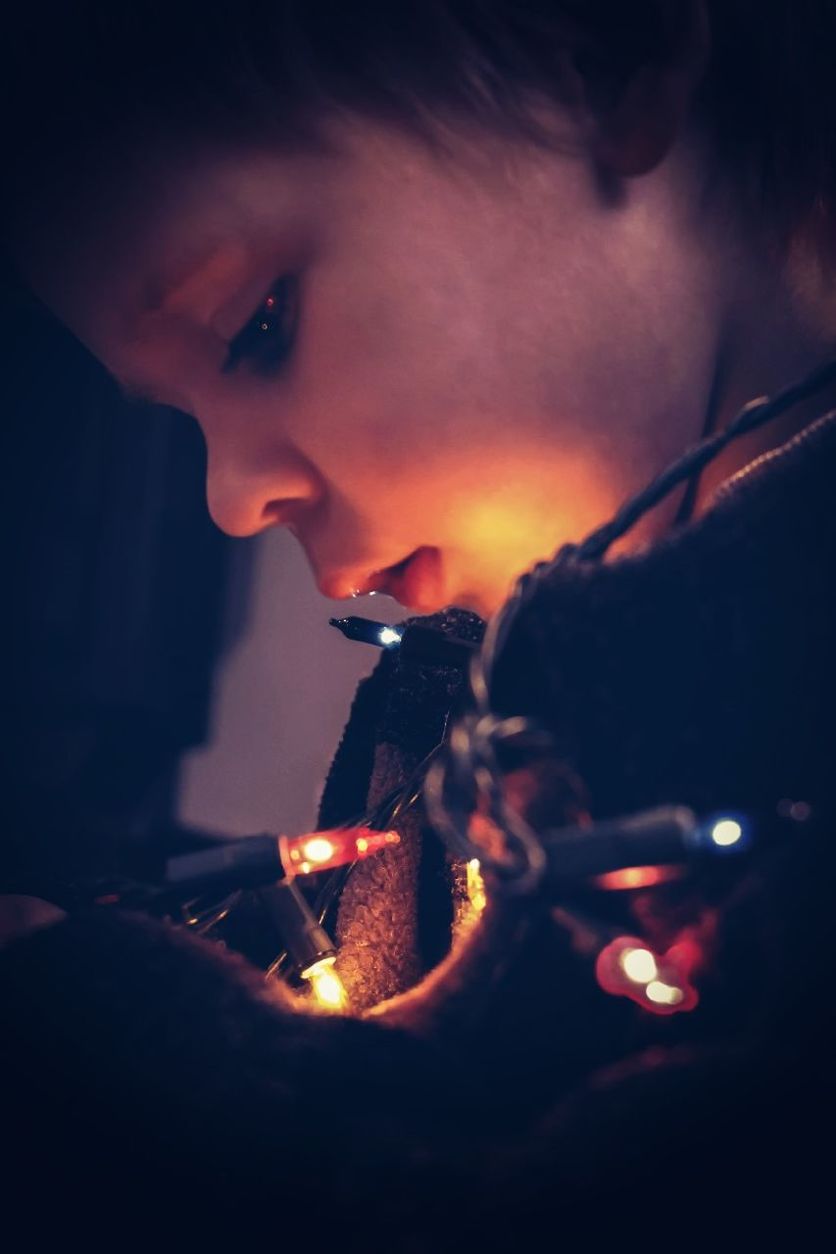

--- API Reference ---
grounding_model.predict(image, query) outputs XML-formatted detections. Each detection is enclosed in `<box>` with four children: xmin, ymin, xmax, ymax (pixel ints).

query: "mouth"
<box><xmin>363</xmin><ymin>546</ymin><xmax>446</xmax><ymax>611</ymax></box>
<box><xmin>346</xmin><ymin>546</ymin><xmax>445</xmax><ymax>612</ymax></box>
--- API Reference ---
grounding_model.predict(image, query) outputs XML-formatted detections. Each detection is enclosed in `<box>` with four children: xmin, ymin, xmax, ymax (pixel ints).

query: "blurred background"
<box><xmin>0</xmin><ymin>273</ymin><xmax>383</xmax><ymax>894</ymax></box>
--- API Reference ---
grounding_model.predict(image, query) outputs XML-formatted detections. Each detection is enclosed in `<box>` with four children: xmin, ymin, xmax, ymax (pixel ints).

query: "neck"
<box><xmin>692</xmin><ymin>249</ymin><xmax>836</xmax><ymax>518</ymax></box>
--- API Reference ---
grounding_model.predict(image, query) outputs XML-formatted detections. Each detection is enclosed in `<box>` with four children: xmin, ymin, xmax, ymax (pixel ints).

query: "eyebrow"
<box><xmin>117</xmin><ymin>247</ymin><xmax>240</xmax><ymax>406</ymax></box>
<box><xmin>119</xmin><ymin>241</ymin><xmax>255</xmax><ymax>406</ymax></box>
<box><xmin>138</xmin><ymin>240</ymin><xmax>250</xmax><ymax>323</ymax></box>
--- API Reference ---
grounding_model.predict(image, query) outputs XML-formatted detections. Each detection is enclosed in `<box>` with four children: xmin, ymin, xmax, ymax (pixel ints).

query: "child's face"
<box><xmin>13</xmin><ymin>114</ymin><xmax>727</xmax><ymax>617</ymax></box>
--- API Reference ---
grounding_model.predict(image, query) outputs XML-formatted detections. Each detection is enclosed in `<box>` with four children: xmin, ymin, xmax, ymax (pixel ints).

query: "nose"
<box><xmin>205</xmin><ymin>441</ymin><xmax>325</xmax><ymax>538</ymax></box>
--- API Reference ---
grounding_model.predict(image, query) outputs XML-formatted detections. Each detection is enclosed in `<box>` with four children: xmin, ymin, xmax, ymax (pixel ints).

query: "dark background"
<box><xmin>0</xmin><ymin>271</ymin><xmax>244</xmax><ymax>895</ymax></box>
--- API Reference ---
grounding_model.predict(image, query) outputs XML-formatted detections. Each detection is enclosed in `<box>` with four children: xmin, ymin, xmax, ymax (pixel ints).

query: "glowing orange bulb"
<box><xmin>593</xmin><ymin>865</ymin><xmax>683</xmax><ymax>890</ymax></box>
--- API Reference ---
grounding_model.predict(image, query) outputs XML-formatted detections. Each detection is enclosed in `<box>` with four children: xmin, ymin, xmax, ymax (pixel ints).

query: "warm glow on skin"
<box><xmin>439</xmin><ymin>451</ymin><xmax>622</xmax><ymax>613</ymax></box>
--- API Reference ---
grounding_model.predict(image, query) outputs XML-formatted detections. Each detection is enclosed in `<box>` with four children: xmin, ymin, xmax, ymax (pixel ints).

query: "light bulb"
<box><xmin>710</xmin><ymin>818</ymin><xmax>743</xmax><ymax>847</ymax></box>
<box><xmin>645</xmin><ymin>980</ymin><xmax>685</xmax><ymax>1006</ymax></box>
<box><xmin>466</xmin><ymin>858</ymin><xmax>487</xmax><ymax>915</ymax></box>
<box><xmin>303</xmin><ymin>957</ymin><xmax>348</xmax><ymax>1012</ymax></box>
<box><xmin>595</xmin><ymin>935</ymin><xmax>698</xmax><ymax>1015</ymax></box>
<box><xmin>377</xmin><ymin>625</ymin><xmax>403</xmax><ymax>647</ymax></box>
<box><xmin>619</xmin><ymin>947</ymin><xmax>658</xmax><ymax>985</ymax></box>
<box><xmin>279</xmin><ymin>826</ymin><xmax>400</xmax><ymax>876</ymax></box>
<box><xmin>299</xmin><ymin>837</ymin><xmax>337</xmax><ymax>865</ymax></box>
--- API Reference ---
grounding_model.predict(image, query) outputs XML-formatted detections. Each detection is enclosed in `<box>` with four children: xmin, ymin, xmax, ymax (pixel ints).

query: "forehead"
<box><xmin>13</xmin><ymin>110</ymin><xmax>544</xmax><ymax>305</ymax></box>
<box><xmin>10</xmin><ymin>112</ymin><xmax>568</xmax><ymax>373</ymax></box>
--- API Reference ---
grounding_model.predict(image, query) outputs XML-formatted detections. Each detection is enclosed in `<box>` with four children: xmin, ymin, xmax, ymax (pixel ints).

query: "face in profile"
<box><xmin>7</xmin><ymin>111</ymin><xmax>800</xmax><ymax>618</ymax></box>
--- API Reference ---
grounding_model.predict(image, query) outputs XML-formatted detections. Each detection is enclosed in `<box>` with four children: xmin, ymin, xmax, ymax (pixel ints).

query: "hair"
<box><xmin>3</xmin><ymin>1</ymin><xmax>836</xmax><ymax>255</ymax></box>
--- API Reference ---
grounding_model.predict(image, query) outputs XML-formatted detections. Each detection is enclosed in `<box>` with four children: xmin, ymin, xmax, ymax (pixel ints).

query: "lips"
<box><xmin>358</xmin><ymin>546</ymin><xmax>445</xmax><ymax>611</ymax></box>
<box><xmin>316</xmin><ymin>546</ymin><xmax>445</xmax><ymax>610</ymax></box>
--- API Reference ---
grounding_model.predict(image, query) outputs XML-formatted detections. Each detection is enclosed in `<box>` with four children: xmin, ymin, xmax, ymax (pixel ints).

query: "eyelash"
<box><xmin>222</xmin><ymin>275</ymin><xmax>300</xmax><ymax>376</ymax></box>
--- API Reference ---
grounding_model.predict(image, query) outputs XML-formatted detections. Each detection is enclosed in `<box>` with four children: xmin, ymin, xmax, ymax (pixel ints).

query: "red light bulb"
<box><xmin>278</xmin><ymin>826</ymin><xmax>400</xmax><ymax>877</ymax></box>
<box><xmin>595</xmin><ymin>935</ymin><xmax>699</xmax><ymax>1016</ymax></box>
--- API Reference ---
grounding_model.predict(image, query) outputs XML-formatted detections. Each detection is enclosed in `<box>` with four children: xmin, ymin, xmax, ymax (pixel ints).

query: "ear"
<box><xmin>571</xmin><ymin>0</ymin><xmax>711</xmax><ymax>179</ymax></box>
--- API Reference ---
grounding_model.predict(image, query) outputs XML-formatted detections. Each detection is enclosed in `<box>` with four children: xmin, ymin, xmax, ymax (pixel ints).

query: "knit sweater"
<box><xmin>2</xmin><ymin>408</ymin><xmax>835</xmax><ymax>1247</ymax></box>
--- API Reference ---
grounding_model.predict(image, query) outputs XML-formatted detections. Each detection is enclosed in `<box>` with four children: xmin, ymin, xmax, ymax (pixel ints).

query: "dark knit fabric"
<box><xmin>317</xmin><ymin>607</ymin><xmax>484</xmax><ymax>1008</ymax></box>
<box><xmin>2</xmin><ymin>412</ymin><xmax>836</xmax><ymax>1244</ymax></box>
<box><xmin>493</xmin><ymin>410</ymin><xmax>836</xmax><ymax>823</ymax></box>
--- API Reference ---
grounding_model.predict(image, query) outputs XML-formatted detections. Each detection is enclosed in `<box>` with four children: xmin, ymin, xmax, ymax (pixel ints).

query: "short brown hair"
<box><xmin>3</xmin><ymin>2</ymin><xmax>836</xmax><ymax>252</ymax></box>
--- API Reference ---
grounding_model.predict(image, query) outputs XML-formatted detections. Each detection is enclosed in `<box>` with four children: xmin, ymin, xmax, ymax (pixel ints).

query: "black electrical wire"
<box><xmin>578</xmin><ymin>356</ymin><xmax>836</xmax><ymax>561</ymax></box>
<box><xmin>182</xmin><ymin>892</ymin><xmax>240</xmax><ymax>934</ymax></box>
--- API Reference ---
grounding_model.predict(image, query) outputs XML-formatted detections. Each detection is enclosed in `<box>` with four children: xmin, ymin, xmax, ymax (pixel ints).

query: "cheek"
<box><xmin>290</xmin><ymin>224</ymin><xmax>711</xmax><ymax>535</ymax></box>
<box><xmin>302</xmin><ymin>207</ymin><xmax>545</xmax><ymax>423</ymax></box>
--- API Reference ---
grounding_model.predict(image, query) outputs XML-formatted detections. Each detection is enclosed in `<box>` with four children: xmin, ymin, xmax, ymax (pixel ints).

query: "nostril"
<box><xmin>205</xmin><ymin>444</ymin><xmax>324</xmax><ymax>538</ymax></box>
<box><xmin>206</xmin><ymin>485</ymin><xmax>314</xmax><ymax>539</ymax></box>
<box><xmin>261</xmin><ymin>498</ymin><xmax>309</xmax><ymax>530</ymax></box>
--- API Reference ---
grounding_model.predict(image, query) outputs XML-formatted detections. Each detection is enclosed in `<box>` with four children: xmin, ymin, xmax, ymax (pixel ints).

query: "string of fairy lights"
<box><xmin>97</xmin><ymin>356</ymin><xmax>836</xmax><ymax>1016</ymax></box>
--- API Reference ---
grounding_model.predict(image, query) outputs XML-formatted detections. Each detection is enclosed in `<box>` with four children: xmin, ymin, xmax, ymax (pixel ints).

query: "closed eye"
<box><xmin>222</xmin><ymin>274</ymin><xmax>300</xmax><ymax>376</ymax></box>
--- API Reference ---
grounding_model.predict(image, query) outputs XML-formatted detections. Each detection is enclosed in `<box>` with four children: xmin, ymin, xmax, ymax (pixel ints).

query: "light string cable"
<box><xmin>174</xmin><ymin>743</ymin><xmax>436</xmax><ymax>986</ymax></box>
<box><xmin>181</xmin><ymin>892</ymin><xmax>240</xmax><ymax>934</ymax></box>
<box><xmin>424</xmin><ymin>356</ymin><xmax>836</xmax><ymax>894</ymax></box>
<box><xmin>263</xmin><ymin>752</ymin><xmax>435</xmax><ymax>983</ymax></box>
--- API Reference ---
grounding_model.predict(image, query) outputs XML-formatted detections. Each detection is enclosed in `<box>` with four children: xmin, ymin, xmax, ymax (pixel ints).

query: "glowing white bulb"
<box><xmin>619</xmin><ymin>947</ymin><xmax>659</xmax><ymax>985</ymax></box>
<box><xmin>645</xmin><ymin>980</ymin><xmax>684</xmax><ymax>1006</ymax></box>
<box><xmin>377</xmin><ymin>626</ymin><xmax>403</xmax><ymax>647</ymax></box>
<box><xmin>710</xmin><ymin>818</ymin><xmax>743</xmax><ymax>847</ymax></box>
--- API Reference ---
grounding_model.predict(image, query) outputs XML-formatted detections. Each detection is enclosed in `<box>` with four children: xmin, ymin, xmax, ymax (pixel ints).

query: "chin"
<box><xmin>447</xmin><ymin>586</ymin><xmax>497</xmax><ymax>621</ymax></box>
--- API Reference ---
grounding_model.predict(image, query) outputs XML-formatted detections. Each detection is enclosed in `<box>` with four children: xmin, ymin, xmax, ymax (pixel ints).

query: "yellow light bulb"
<box><xmin>303</xmin><ymin>958</ymin><xmax>348</xmax><ymax>1012</ymax></box>
<box><xmin>466</xmin><ymin>859</ymin><xmax>487</xmax><ymax>915</ymax></box>
<box><xmin>619</xmin><ymin>947</ymin><xmax>659</xmax><ymax>985</ymax></box>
